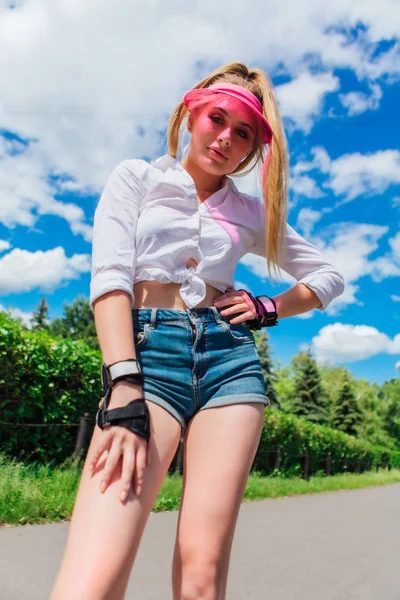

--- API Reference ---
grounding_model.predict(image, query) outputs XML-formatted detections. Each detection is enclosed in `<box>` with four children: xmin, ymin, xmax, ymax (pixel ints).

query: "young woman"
<box><xmin>51</xmin><ymin>62</ymin><xmax>344</xmax><ymax>599</ymax></box>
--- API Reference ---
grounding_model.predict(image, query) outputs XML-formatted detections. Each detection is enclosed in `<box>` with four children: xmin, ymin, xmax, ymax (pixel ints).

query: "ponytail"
<box><xmin>167</xmin><ymin>62</ymin><xmax>288</xmax><ymax>278</ymax></box>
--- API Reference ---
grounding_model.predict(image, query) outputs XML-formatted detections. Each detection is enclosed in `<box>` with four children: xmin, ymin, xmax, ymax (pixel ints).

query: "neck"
<box><xmin>180</xmin><ymin>155</ymin><xmax>224</xmax><ymax>201</ymax></box>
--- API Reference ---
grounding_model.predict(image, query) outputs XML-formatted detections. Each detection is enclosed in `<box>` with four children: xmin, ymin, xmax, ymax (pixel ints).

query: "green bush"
<box><xmin>2</xmin><ymin>311</ymin><xmax>399</xmax><ymax>474</ymax></box>
<box><xmin>254</xmin><ymin>408</ymin><xmax>400</xmax><ymax>476</ymax></box>
<box><xmin>0</xmin><ymin>312</ymin><xmax>102</xmax><ymax>463</ymax></box>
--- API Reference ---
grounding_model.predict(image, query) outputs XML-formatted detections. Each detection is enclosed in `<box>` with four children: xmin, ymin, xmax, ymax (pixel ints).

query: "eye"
<box><xmin>210</xmin><ymin>115</ymin><xmax>223</xmax><ymax>124</ymax></box>
<box><xmin>237</xmin><ymin>129</ymin><xmax>248</xmax><ymax>139</ymax></box>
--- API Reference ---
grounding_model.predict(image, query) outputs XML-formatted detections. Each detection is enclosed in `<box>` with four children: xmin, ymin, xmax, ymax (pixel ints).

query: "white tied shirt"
<box><xmin>89</xmin><ymin>154</ymin><xmax>344</xmax><ymax>312</ymax></box>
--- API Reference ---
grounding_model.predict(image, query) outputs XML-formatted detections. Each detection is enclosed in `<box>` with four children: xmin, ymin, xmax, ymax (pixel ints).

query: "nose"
<box><xmin>218</xmin><ymin>127</ymin><xmax>232</xmax><ymax>147</ymax></box>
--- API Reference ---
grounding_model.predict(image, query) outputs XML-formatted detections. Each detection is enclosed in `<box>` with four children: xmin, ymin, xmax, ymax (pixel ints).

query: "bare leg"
<box><xmin>51</xmin><ymin>401</ymin><xmax>182</xmax><ymax>600</ymax></box>
<box><xmin>171</xmin><ymin>403</ymin><xmax>265</xmax><ymax>600</ymax></box>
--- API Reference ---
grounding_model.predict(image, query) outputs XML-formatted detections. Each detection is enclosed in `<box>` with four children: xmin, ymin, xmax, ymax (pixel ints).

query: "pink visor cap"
<box><xmin>183</xmin><ymin>82</ymin><xmax>273</xmax><ymax>145</ymax></box>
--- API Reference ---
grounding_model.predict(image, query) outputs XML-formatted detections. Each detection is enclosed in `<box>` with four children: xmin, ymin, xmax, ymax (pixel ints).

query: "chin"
<box><xmin>199</xmin><ymin>154</ymin><xmax>229</xmax><ymax>175</ymax></box>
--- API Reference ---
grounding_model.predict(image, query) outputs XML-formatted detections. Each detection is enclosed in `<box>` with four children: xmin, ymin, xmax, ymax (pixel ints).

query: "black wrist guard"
<box><xmin>236</xmin><ymin>289</ymin><xmax>278</xmax><ymax>330</ymax></box>
<box><xmin>101</xmin><ymin>359</ymin><xmax>143</xmax><ymax>394</ymax></box>
<box><xmin>96</xmin><ymin>397</ymin><xmax>150</xmax><ymax>442</ymax></box>
<box><xmin>97</xmin><ymin>358</ymin><xmax>150</xmax><ymax>441</ymax></box>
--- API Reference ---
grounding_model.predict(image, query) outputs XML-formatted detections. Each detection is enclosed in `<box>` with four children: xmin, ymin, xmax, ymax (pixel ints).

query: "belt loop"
<box><xmin>210</xmin><ymin>305</ymin><xmax>223</xmax><ymax>324</ymax></box>
<box><xmin>150</xmin><ymin>308</ymin><xmax>158</xmax><ymax>329</ymax></box>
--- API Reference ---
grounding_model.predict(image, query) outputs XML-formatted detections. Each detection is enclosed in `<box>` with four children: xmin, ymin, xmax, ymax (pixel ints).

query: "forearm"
<box><xmin>93</xmin><ymin>289</ymin><xmax>141</xmax><ymax>405</ymax></box>
<box><xmin>272</xmin><ymin>283</ymin><xmax>323</xmax><ymax>319</ymax></box>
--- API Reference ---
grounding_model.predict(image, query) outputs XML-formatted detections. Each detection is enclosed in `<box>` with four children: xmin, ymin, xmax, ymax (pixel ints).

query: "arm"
<box><xmin>256</xmin><ymin>223</ymin><xmax>344</xmax><ymax>319</ymax></box>
<box><xmin>251</xmin><ymin>197</ymin><xmax>345</xmax><ymax>311</ymax></box>
<box><xmin>90</xmin><ymin>159</ymin><xmax>144</xmax><ymax>312</ymax></box>
<box><xmin>275</xmin><ymin>223</ymin><xmax>345</xmax><ymax>311</ymax></box>
<box><xmin>90</xmin><ymin>160</ymin><xmax>144</xmax><ymax>405</ymax></box>
<box><xmin>215</xmin><ymin>201</ymin><xmax>345</xmax><ymax>324</ymax></box>
<box><xmin>89</xmin><ymin>160</ymin><xmax>147</xmax><ymax>501</ymax></box>
<box><xmin>92</xmin><ymin>290</ymin><xmax>142</xmax><ymax>409</ymax></box>
<box><xmin>271</xmin><ymin>282</ymin><xmax>322</xmax><ymax>319</ymax></box>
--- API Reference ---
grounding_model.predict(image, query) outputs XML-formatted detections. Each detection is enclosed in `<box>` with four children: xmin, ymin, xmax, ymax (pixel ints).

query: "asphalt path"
<box><xmin>1</xmin><ymin>483</ymin><xmax>399</xmax><ymax>599</ymax></box>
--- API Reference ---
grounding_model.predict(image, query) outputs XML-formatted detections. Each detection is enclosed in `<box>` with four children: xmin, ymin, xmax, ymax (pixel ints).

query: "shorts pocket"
<box><xmin>218</xmin><ymin>319</ymin><xmax>255</xmax><ymax>343</ymax></box>
<box><xmin>133</xmin><ymin>321</ymin><xmax>152</xmax><ymax>349</ymax></box>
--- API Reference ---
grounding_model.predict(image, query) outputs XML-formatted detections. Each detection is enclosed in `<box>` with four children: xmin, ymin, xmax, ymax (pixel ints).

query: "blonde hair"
<box><xmin>167</xmin><ymin>62</ymin><xmax>288</xmax><ymax>279</ymax></box>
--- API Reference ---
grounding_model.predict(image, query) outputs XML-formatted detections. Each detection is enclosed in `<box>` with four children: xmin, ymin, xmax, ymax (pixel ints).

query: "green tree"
<box><xmin>292</xmin><ymin>348</ymin><xmax>329</xmax><ymax>424</ymax></box>
<box><xmin>48</xmin><ymin>295</ymin><xmax>98</xmax><ymax>351</ymax></box>
<box><xmin>331</xmin><ymin>372</ymin><xmax>363</xmax><ymax>436</ymax></box>
<box><xmin>255</xmin><ymin>330</ymin><xmax>279</xmax><ymax>409</ymax></box>
<box><xmin>30</xmin><ymin>297</ymin><xmax>50</xmax><ymax>331</ymax></box>
<box><xmin>379</xmin><ymin>378</ymin><xmax>400</xmax><ymax>448</ymax></box>
<box><xmin>274</xmin><ymin>364</ymin><xmax>297</xmax><ymax>413</ymax></box>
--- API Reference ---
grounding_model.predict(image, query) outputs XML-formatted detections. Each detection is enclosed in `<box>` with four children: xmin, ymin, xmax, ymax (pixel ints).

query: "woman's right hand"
<box><xmin>90</xmin><ymin>382</ymin><xmax>149</xmax><ymax>502</ymax></box>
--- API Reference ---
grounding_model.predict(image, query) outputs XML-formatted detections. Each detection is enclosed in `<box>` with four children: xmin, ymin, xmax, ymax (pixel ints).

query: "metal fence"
<box><xmin>0</xmin><ymin>416</ymin><xmax>394</xmax><ymax>478</ymax></box>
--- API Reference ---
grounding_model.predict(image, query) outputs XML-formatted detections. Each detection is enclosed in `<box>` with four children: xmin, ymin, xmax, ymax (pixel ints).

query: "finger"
<box><xmin>146</xmin><ymin>439</ymin><xmax>152</xmax><ymax>467</ymax></box>
<box><xmin>119</xmin><ymin>449</ymin><xmax>136</xmax><ymax>502</ymax></box>
<box><xmin>219</xmin><ymin>303</ymin><xmax>249</xmax><ymax>317</ymax></box>
<box><xmin>134</xmin><ymin>443</ymin><xmax>147</xmax><ymax>495</ymax></box>
<box><xmin>88</xmin><ymin>437</ymin><xmax>110</xmax><ymax>474</ymax></box>
<box><xmin>229</xmin><ymin>310</ymin><xmax>255</xmax><ymax>324</ymax></box>
<box><xmin>99</xmin><ymin>437</ymin><xmax>123</xmax><ymax>493</ymax></box>
<box><xmin>214</xmin><ymin>293</ymin><xmax>246</xmax><ymax>308</ymax></box>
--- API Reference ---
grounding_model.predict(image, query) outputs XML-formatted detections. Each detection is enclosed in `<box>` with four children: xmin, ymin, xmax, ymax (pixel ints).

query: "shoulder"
<box><xmin>228</xmin><ymin>181</ymin><xmax>265</xmax><ymax>220</ymax></box>
<box><xmin>109</xmin><ymin>157</ymin><xmax>150</xmax><ymax>180</ymax></box>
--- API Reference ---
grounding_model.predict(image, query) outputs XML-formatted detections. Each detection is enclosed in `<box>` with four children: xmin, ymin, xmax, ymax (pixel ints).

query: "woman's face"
<box><xmin>187</xmin><ymin>96</ymin><xmax>259</xmax><ymax>177</ymax></box>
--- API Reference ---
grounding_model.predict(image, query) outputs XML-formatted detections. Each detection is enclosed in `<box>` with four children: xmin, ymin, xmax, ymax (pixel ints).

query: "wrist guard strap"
<box><xmin>96</xmin><ymin>397</ymin><xmax>150</xmax><ymax>442</ymax></box>
<box><xmin>236</xmin><ymin>289</ymin><xmax>278</xmax><ymax>330</ymax></box>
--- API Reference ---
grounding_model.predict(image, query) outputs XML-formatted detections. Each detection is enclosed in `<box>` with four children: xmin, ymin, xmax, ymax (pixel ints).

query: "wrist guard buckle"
<box><xmin>96</xmin><ymin>397</ymin><xmax>150</xmax><ymax>442</ymax></box>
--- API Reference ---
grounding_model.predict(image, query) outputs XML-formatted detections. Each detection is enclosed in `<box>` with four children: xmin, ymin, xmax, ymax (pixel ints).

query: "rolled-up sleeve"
<box><xmin>251</xmin><ymin>198</ymin><xmax>344</xmax><ymax>310</ymax></box>
<box><xmin>89</xmin><ymin>159</ymin><xmax>143</xmax><ymax>313</ymax></box>
<box><xmin>278</xmin><ymin>224</ymin><xmax>345</xmax><ymax>310</ymax></box>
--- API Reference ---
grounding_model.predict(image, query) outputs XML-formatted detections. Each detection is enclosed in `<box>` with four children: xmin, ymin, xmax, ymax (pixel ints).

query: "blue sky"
<box><xmin>0</xmin><ymin>1</ymin><xmax>399</xmax><ymax>385</ymax></box>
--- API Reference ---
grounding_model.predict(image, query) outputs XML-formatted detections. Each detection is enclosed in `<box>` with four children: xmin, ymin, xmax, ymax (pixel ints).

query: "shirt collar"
<box><xmin>150</xmin><ymin>154</ymin><xmax>240</xmax><ymax>196</ymax></box>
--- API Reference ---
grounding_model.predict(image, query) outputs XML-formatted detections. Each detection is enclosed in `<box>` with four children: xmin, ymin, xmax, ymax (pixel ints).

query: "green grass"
<box><xmin>1</xmin><ymin>454</ymin><xmax>400</xmax><ymax>526</ymax></box>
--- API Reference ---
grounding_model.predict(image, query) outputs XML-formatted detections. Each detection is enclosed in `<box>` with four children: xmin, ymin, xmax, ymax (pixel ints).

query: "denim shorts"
<box><xmin>131</xmin><ymin>306</ymin><xmax>269</xmax><ymax>430</ymax></box>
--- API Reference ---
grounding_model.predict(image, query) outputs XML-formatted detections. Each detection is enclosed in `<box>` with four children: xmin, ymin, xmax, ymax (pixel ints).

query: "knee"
<box><xmin>180</xmin><ymin>563</ymin><xmax>220</xmax><ymax>600</ymax></box>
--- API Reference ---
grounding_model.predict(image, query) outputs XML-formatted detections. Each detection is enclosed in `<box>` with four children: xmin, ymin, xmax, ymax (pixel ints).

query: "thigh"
<box><xmin>172</xmin><ymin>403</ymin><xmax>265</xmax><ymax>583</ymax></box>
<box><xmin>51</xmin><ymin>402</ymin><xmax>181</xmax><ymax>600</ymax></box>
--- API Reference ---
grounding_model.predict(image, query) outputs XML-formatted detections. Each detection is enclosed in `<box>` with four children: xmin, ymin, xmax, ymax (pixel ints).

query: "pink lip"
<box><xmin>208</xmin><ymin>147</ymin><xmax>228</xmax><ymax>160</ymax></box>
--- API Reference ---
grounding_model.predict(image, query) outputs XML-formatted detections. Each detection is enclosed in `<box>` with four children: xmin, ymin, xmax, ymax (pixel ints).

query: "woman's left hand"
<box><xmin>213</xmin><ymin>287</ymin><xmax>256</xmax><ymax>325</ymax></box>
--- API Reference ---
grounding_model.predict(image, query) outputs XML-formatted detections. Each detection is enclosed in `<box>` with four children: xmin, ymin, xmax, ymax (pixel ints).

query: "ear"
<box><xmin>187</xmin><ymin>117</ymin><xmax>193</xmax><ymax>133</ymax></box>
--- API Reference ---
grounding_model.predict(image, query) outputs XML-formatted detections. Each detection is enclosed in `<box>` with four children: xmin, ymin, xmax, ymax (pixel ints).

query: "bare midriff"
<box><xmin>132</xmin><ymin>280</ymin><xmax>224</xmax><ymax>310</ymax></box>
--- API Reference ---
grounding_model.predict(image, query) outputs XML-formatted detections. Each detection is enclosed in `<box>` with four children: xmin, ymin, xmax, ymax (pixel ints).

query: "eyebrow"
<box><xmin>213</xmin><ymin>107</ymin><xmax>254</xmax><ymax>133</ymax></box>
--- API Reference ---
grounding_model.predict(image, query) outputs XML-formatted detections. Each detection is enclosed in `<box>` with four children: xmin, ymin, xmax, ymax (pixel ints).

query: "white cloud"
<box><xmin>0</xmin><ymin>240</ymin><xmax>11</xmax><ymax>253</ymax></box>
<box><xmin>0</xmin><ymin>147</ymin><xmax>93</xmax><ymax>241</ymax></box>
<box><xmin>390</xmin><ymin>334</ymin><xmax>400</xmax><ymax>354</ymax></box>
<box><xmin>313</xmin><ymin>223</ymin><xmax>400</xmax><ymax>313</ymax></box>
<box><xmin>276</xmin><ymin>71</ymin><xmax>340</xmax><ymax>132</ymax></box>
<box><xmin>0</xmin><ymin>0</ymin><xmax>399</xmax><ymax>241</ymax></box>
<box><xmin>291</xmin><ymin>147</ymin><xmax>400</xmax><ymax>203</ymax></box>
<box><xmin>1</xmin><ymin>0</ymin><xmax>400</xmax><ymax>309</ymax></box>
<box><xmin>339</xmin><ymin>82</ymin><xmax>383</xmax><ymax>116</ymax></box>
<box><xmin>293</xmin><ymin>147</ymin><xmax>331</xmax><ymax>176</ymax></box>
<box><xmin>326</xmin><ymin>283</ymin><xmax>363</xmax><ymax>315</ymax></box>
<box><xmin>0</xmin><ymin>246</ymin><xmax>90</xmax><ymax>295</ymax></box>
<box><xmin>391</xmin><ymin>295</ymin><xmax>400</xmax><ymax>302</ymax></box>
<box><xmin>329</xmin><ymin>150</ymin><xmax>400</xmax><ymax>201</ymax></box>
<box><xmin>396</xmin><ymin>360</ymin><xmax>400</xmax><ymax>371</ymax></box>
<box><xmin>240</xmin><ymin>220</ymin><xmax>399</xmax><ymax>315</ymax></box>
<box><xmin>311</xmin><ymin>322</ymin><xmax>399</xmax><ymax>363</ymax></box>
<box><xmin>290</xmin><ymin>174</ymin><xmax>324</xmax><ymax>199</ymax></box>
<box><xmin>389</xmin><ymin>232</ymin><xmax>400</xmax><ymax>257</ymax></box>
<box><xmin>318</xmin><ymin>223</ymin><xmax>388</xmax><ymax>284</ymax></box>
<box><xmin>0</xmin><ymin>303</ymin><xmax>34</xmax><ymax>329</ymax></box>
<box><xmin>296</xmin><ymin>208</ymin><xmax>323</xmax><ymax>238</ymax></box>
